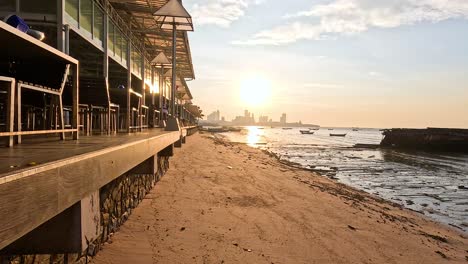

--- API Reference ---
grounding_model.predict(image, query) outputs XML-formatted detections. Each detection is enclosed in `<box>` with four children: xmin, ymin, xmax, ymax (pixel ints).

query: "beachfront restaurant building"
<box><xmin>0</xmin><ymin>0</ymin><xmax>202</xmax><ymax>261</ymax></box>
<box><xmin>0</xmin><ymin>0</ymin><xmax>201</xmax><ymax>144</ymax></box>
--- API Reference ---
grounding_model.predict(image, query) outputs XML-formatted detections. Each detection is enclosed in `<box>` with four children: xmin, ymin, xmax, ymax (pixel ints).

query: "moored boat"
<box><xmin>330</xmin><ymin>133</ymin><xmax>347</xmax><ymax>137</ymax></box>
<box><xmin>300</xmin><ymin>130</ymin><xmax>315</xmax><ymax>135</ymax></box>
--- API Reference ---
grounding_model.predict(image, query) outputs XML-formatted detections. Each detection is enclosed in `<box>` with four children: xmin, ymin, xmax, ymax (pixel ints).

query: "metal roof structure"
<box><xmin>185</xmin><ymin>103</ymin><xmax>202</xmax><ymax>118</ymax></box>
<box><xmin>107</xmin><ymin>0</ymin><xmax>195</xmax><ymax>79</ymax></box>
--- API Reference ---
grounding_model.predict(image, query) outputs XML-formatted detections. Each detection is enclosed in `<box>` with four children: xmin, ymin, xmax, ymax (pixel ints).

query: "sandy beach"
<box><xmin>92</xmin><ymin>133</ymin><xmax>468</xmax><ymax>264</ymax></box>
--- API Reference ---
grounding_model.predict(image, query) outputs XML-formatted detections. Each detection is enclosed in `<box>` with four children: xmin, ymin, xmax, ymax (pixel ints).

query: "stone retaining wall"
<box><xmin>96</xmin><ymin>155</ymin><xmax>170</xmax><ymax>250</ymax></box>
<box><xmin>2</xmin><ymin>155</ymin><xmax>170</xmax><ymax>264</ymax></box>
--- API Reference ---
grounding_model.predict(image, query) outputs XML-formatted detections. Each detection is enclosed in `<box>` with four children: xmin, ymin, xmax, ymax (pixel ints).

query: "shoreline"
<box><xmin>93</xmin><ymin>133</ymin><xmax>468</xmax><ymax>263</ymax></box>
<box><xmin>214</xmin><ymin>133</ymin><xmax>466</xmax><ymax>234</ymax></box>
<box><xmin>216</xmin><ymin>131</ymin><xmax>468</xmax><ymax>233</ymax></box>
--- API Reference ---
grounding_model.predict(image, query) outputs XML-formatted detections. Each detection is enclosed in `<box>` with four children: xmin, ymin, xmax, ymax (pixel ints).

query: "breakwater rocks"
<box><xmin>4</xmin><ymin>155</ymin><xmax>170</xmax><ymax>264</ymax></box>
<box><xmin>381</xmin><ymin>128</ymin><xmax>468</xmax><ymax>153</ymax></box>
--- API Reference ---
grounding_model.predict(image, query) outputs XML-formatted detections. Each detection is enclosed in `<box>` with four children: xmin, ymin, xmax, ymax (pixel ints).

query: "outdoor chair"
<box><xmin>141</xmin><ymin>104</ymin><xmax>149</xmax><ymax>129</ymax></box>
<box><xmin>90</xmin><ymin>105</ymin><xmax>107</xmax><ymax>134</ymax></box>
<box><xmin>0</xmin><ymin>76</ymin><xmax>15</xmax><ymax>146</ymax></box>
<box><xmin>109</xmin><ymin>103</ymin><xmax>120</xmax><ymax>134</ymax></box>
<box><xmin>78</xmin><ymin>104</ymin><xmax>90</xmax><ymax>136</ymax></box>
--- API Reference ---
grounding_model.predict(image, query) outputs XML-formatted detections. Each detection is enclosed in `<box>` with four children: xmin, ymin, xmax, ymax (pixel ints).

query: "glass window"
<box><xmin>137</xmin><ymin>53</ymin><xmax>142</xmax><ymax>76</ymax></box>
<box><xmin>21</xmin><ymin>0</ymin><xmax>56</xmax><ymax>13</ymax></box>
<box><xmin>115</xmin><ymin>30</ymin><xmax>122</xmax><ymax>59</ymax></box>
<box><xmin>166</xmin><ymin>82</ymin><xmax>171</xmax><ymax>100</ymax></box>
<box><xmin>122</xmin><ymin>38</ymin><xmax>128</xmax><ymax>62</ymax></box>
<box><xmin>145</xmin><ymin>66</ymin><xmax>149</xmax><ymax>81</ymax></box>
<box><xmin>131</xmin><ymin>50</ymin><xmax>142</xmax><ymax>77</ymax></box>
<box><xmin>108</xmin><ymin>22</ymin><xmax>115</xmax><ymax>55</ymax></box>
<box><xmin>93</xmin><ymin>4</ymin><xmax>103</xmax><ymax>43</ymax></box>
<box><xmin>154</xmin><ymin>75</ymin><xmax>160</xmax><ymax>93</ymax></box>
<box><xmin>0</xmin><ymin>0</ymin><xmax>15</xmax><ymax>12</ymax></box>
<box><xmin>145</xmin><ymin>64</ymin><xmax>152</xmax><ymax>84</ymax></box>
<box><xmin>131</xmin><ymin>50</ymin><xmax>137</xmax><ymax>74</ymax></box>
<box><xmin>65</xmin><ymin>0</ymin><xmax>79</xmax><ymax>22</ymax></box>
<box><xmin>80</xmin><ymin>0</ymin><xmax>92</xmax><ymax>34</ymax></box>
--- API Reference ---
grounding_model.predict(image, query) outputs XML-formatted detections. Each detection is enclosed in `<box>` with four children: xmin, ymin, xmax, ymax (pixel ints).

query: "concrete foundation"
<box><xmin>0</xmin><ymin>153</ymin><xmax>171</xmax><ymax>264</ymax></box>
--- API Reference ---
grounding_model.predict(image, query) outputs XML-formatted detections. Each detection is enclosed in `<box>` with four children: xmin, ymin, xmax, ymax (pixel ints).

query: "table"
<box><xmin>0</xmin><ymin>21</ymin><xmax>79</xmax><ymax>146</ymax></box>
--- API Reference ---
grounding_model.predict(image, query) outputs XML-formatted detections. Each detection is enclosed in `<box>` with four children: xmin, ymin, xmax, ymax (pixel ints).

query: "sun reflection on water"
<box><xmin>246</xmin><ymin>126</ymin><xmax>265</xmax><ymax>147</ymax></box>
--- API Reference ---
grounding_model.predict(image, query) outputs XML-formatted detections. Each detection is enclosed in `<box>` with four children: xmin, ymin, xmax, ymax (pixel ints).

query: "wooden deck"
<box><xmin>0</xmin><ymin>129</ymin><xmax>166</xmax><ymax>180</ymax></box>
<box><xmin>0</xmin><ymin>128</ymin><xmax>188</xmax><ymax>250</ymax></box>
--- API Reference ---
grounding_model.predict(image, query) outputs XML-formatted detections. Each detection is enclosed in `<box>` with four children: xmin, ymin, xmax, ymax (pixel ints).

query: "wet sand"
<box><xmin>92</xmin><ymin>133</ymin><xmax>468</xmax><ymax>264</ymax></box>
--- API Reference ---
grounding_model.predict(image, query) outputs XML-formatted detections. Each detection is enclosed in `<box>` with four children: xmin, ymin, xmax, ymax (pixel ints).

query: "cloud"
<box><xmin>191</xmin><ymin>0</ymin><xmax>265</xmax><ymax>27</ymax></box>
<box><xmin>303</xmin><ymin>83</ymin><xmax>344</xmax><ymax>89</ymax></box>
<box><xmin>234</xmin><ymin>0</ymin><xmax>468</xmax><ymax>45</ymax></box>
<box><xmin>368</xmin><ymin>71</ymin><xmax>382</xmax><ymax>77</ymax></box>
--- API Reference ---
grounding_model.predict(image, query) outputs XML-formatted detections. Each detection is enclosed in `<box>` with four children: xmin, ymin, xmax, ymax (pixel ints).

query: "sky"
<box><xmin>183</xmin><ymin>0</ymin><xmax>468</xmax><ymax>128</ymax></box>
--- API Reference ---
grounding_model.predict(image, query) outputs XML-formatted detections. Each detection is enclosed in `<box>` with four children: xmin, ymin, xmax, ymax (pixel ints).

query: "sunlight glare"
<box><xmin>239</xmin><ymin>76</ymin><xmax>272</xmax><ymax>107</ymax></box>
<box><xmin>246</xmin><ymin>126</ymin><xmax>264</xmax><ymax>147</ymax></box>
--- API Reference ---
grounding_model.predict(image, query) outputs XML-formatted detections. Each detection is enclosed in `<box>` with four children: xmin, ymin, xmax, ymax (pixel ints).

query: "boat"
<box><xmin>352</xmin><ymin>129</ymin><xmax>359</xmax><ymax>131</ymax></box>
<box><xmin>282</xmin><ymin>128</ymin><xmax>293</xmax><ymax>130</ymax></box>
<box><xmin>206</xmin><ymin>126</ymin><xmax>241</xmax><ymax>133</ymax></box>
<box><xmin>328</xmin><ymin>128</ymin><xmax>334</xmax><ymax>130</ymax></box>
<box><xmin>258</xmin><ymin>127</ymin><xmax>265</xmax><ymax>130</ymax></box>
<box><xmin>300</xmin><ymin>130</ymin><xmax>314</xmax><ymax>135</ymax></box>
<box><xmin>207</xmin><ymin>128</ymin><xmax>229</xmax><ymax>133</ymax></box>
<box><xmin>309</xmin><ymin>127</ymin><xmax>320</xmax><ymax>130</ymax></box>
<box><xmin>330</xmin><ymin>133</ymin><xmax>347</xmax><ymax>137</ymax></box>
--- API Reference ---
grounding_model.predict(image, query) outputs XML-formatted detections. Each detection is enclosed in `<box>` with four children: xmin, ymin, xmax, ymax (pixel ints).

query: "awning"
<box><xmin>109</xmin><ymin>0</ymin><xmax>195</xmax><ymax>79</ymax></box>
<box><xmin>185</xmin><ymin>103</ymin><xmax>202</xmax><ymax>118</ymax></box>
<box><xmin>176</xmin><ymin>77</ymin><xmax>193</xmax><ymax>100</ymax></box>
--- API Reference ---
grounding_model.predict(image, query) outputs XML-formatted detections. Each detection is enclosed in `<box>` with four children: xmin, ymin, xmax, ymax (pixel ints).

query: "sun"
<box><xmin>239</xmin><ymin>76</ymin><xmax>272</xmax><ymax>107</ymax></box>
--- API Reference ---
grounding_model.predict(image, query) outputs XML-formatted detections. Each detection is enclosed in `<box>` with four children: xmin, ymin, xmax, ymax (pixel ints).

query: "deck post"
<box><xmin>80</xmin><ymin>191</ymin><xmax>101</xmax><ymax>252</ymax></box>
<box><xmin>150</xmin><ymin>67</ymin><xmax>155</xmax><ymax>128</ymax></box>
<box><xmin>64</xmin><ymin>24</ymin><xmax>70</xmax><ymax>55</ymax></box>
<box><xmin>126</xmin><ymin>41</ymin><xmax>132</xmax><ymax>133</ymax></box>
<box><xmin>171</xmin><ymin>23</ymin><xmax>177</xmax><ymax>117</ymax></box>
<box><xmin>4</xmin><ymin>78</ymin><xmax>15</xmax><ymax>147</ymax></box>
<box><xmin>59</xmin><ymin>96</ymin><xmax>65</xmax><ymax>140</ymax></box>
<box><xmin>103</xmin><ymin>12</ymin><xmax>111</xmax><ymax>134</ymax></box>
<box><xmin>140</xmin><ymin>51</ymin><xmax>145</xmax><ymax>132</ymax></box>
<box><xmin>17</xmin><ymin>85</ymin><xmax>21</xmax><ymax>144</ymax></box>
<box><xmin>152</xmin><ymin>69</ymin><xmax>155</xmax><ymax>107</ymax></box>
<box><xmin>72</xmin><ymin>63</ymin><xmax>79</xmax><ymax>140</ymax></box>
<box><xmin>159</xmin><ymin>67</ymin><xmax>164</xmax><ymax>123</ymax></box>
<box><xmin>56</xmin><ymin>0</ymin><xmax>65</xmax><ymax>52</ymax></box>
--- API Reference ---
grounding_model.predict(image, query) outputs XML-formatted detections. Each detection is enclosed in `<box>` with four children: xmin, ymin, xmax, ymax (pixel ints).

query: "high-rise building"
<box><xmin>280</xmin><ymin>113</ymin><xmax>287</xmax><ymax>124</ymax></box>
<box><xmin>207</xmin><ymin>110</ymin><xmax>221</xmax><ymax>122</ymax></box>
<box><xmin>232</xmin><ymin>109</ymin><xmax>256</xmax><ymax>125</ymax></box>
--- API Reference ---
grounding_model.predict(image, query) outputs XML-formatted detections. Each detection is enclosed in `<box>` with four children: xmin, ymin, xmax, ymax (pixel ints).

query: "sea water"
<box><xmin>221</xmin><ymin>126</ymin><xmax>468</xmax><ymax>232</ymax></box>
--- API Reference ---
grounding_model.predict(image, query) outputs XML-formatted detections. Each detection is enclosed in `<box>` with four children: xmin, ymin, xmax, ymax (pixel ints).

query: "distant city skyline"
<box><xmin>204</xmin><ymin>109</ymin><xmax>315</xmax><ymax>127</ymax></box>
<box><xmin>206</xmin><ymin>109</ymin><xmax>289</xmax><ymax>124</ymax></box>
<box><xmin>185</xmin><ymin>0</ymin><xmax>468</xmax><ymax>129</ymax></box>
